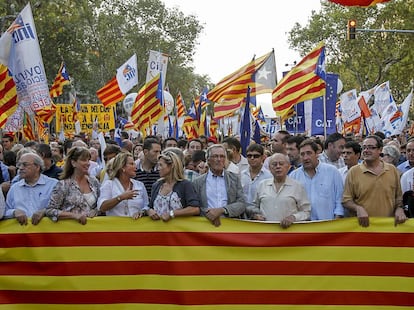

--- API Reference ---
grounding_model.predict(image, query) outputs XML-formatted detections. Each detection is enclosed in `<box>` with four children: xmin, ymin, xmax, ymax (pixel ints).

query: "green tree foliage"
<box><xmin>0</xmin><ymin>0</ymin><xmax>210</xmax><ymax>108</ymax></box>
<box><xmin>288</xmin><ymin>0</ymin><xmax>414</xmax><ymax>102</ymax></box>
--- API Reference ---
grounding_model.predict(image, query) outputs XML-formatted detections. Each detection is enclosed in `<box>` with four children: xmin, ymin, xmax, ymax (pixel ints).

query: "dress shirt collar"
<box><xmin>20</xmin><ymin>174</ymin><xmax>45</xmax><ymax>187</ymax></box>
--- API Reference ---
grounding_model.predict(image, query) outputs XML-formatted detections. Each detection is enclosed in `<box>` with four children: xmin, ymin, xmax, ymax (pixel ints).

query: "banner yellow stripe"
<box><xmin>1</xmin><ymin>306</ymin><xmax>408</xmax><ymax>310</ymax></box>
<box><xmin>1</xmin><ymin>217</ymin><xmax>412</xmax><ymax>235</ymax></box>
<box><xmin>2</xmin><ymin>246</ymin><xmax>413</xmax><ymax>263</ymax></box>
<box><xmin>1</xmin><ymin>275</ymin><xmax>413</xmax><ymax>292</ymax></box>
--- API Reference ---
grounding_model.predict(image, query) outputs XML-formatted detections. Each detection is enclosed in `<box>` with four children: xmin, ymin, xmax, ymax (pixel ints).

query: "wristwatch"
<box><xmin>116</xmin><ymin>196</ymin><xmax>122</xmax><ymax>202</ymax></box>
<box><xmin>169</xmin><ymin>210</ymin><xmax>175</xmax><ymax>218</ymax></box>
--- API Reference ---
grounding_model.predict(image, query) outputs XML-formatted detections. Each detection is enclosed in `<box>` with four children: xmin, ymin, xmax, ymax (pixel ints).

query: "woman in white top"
<box><xmin>98</xmin><ymin>152</ymin><xmax>148</xmax><ymax>219</ymax></box>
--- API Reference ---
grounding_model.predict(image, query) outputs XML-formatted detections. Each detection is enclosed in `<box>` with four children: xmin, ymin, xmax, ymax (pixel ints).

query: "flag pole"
<box><xmin>323</xmin><ymin>93</ymin><xmax>327</xmax><ymax>139</ymax></box>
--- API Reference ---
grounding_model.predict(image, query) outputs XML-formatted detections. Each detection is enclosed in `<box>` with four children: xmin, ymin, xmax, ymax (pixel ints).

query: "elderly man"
<box><xmin>250</xmin><ymin>153</ymin><xmax>310</xmax><ymax>228</ymax></box>
<box><xmin>192</xmin><ymin>144</ymin><xmax>246</xmax><ymax>226</ymax></box>
<box><xmin>343</xmin><ymin>135</ymin><xmax>406</xmax><ymax>227</ymax></box>
<box><xmin>4</xmin><ymin>153</ymin><xmax>58</xmax><ymax>225</ymax></box>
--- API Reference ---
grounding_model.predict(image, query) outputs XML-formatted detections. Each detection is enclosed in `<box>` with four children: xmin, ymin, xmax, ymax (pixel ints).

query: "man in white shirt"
<box><xmin>339</xmin><ymin>141</ymin><xmax>361</xmax><ymax>183</ymax></box>
<box><xmin>192</xmin><ymin>144</ymin><xmax>246</xmax><ymax>226</ymax></box>
<box><xmin>240</xmin><ymin>144</ymin><xmax>272</xmax><ymax>205</ymax></box>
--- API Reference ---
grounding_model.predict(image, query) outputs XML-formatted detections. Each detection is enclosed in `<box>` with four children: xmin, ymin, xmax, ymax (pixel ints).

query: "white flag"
<box><xmin>146</xmin><ymin>50</ymin><xmax>168</xmax><ymax>89</ymax></box>
<box><xmin>373</xmin><ymin>81</ymin><xmax>394</xmax><ymax>117</ymax></box>
<box><xmin>0</xmin><ymin>3</ymin><xmax>51</xmax><ymax>113</ymax></box>
<box><xmin>397</xmin><ymin>89</ymin><xmax>413</xmax><ymax>134</ymax></box>
<box><xmin>340</xmin><ymin>89</ymin><xmax>361</xmax><ymax>123</ymax></box>
<box><xmin>116</xmin><ymin>54</ymin><xmax>138</xmax><ymax>95</ymax></box>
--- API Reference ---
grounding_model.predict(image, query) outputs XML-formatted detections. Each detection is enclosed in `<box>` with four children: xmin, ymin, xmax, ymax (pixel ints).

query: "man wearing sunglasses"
<box><xmin>240</xmin><ymin>144</ymin><xmax>272</xmax><ymax>206</ymax></box>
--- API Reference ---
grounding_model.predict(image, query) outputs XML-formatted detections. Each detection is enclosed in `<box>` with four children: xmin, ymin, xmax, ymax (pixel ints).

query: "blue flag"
<box><xmin>240</xmin><ymin>87</ymin><xmax>251</xmax><ymax>156</ymax></box>
<box><xmin>253</xmin><ymin>120</ymin><xmax>261</xmax><ymax>144</ymax></box>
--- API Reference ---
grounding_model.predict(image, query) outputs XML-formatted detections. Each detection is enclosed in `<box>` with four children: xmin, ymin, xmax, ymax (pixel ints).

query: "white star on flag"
<box><xmin>257</xmin><ymin>66</ymin><xmax>271</xmax><ymax>80</ymax></box>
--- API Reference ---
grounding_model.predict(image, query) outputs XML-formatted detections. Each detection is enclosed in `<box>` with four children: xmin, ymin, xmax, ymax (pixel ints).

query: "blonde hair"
<box><xmin>109</xmin><ymin>152</ymin><xmax>133</xmax><ymax>180</ymax></box>
<box><xmin>158</xmin><ymin>150</ymin><xmax>184</xmax><ymax>182</ymax></box>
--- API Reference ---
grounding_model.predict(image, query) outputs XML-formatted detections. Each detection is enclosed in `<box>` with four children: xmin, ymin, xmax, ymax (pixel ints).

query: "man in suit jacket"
<box><xmin>192</xmin><ymin>144</ymin><xmax>246</xmax><ymax>226</ymax></box>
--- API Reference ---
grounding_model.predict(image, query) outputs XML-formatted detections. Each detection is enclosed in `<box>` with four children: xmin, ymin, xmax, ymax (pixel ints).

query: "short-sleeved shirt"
<box><xmin>343</xmin><ymin>161</ymin><xmax>402</xmax><ymax>217</ymax></box>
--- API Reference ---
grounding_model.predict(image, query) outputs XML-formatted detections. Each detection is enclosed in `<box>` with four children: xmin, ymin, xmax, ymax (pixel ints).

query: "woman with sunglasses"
<box><xmin>147</xmin><ymin>150</ymin><xmax>200</xmax><ymax>221</ymax></box>
<box><xmin>46</xmin><ymin>147</ymin><xmax>100</xmax><ymax>225</ymax></box>
<box><xmin>98</xmin><ymin>152</ymin><xmax>148</xmax><ymax>219</ymax></box>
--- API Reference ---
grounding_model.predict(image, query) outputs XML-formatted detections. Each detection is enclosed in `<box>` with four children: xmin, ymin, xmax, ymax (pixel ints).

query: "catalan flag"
<box><xmin>213</xmin><ymin>97</ymin><xmax>243</xmax><ymax>119</ymax></box>
<box><xmin>0</xmin><ymin>64</ymin><xmax>18</xmax><ymax>128</ymax></box>
<box><xmin>97</xmin><ymin>54</ymin><xmax>138</xmax><ymax>107</ymax></box>
<box><xmin>35</xmin><ymin>102</ymin><xmax>56</xmax><ymax>124</ymax></box>
<box><xmin>96</xmin><ymin>76</ymin><xmax>125</xmax><ymax>108</ymax></box>
<box><xmin>182</xmin><ymin>115</ymin><xmax>198</xmax><ymax>139</ymax></box>
<box><xmin>176</xmin><ymin>92</ymin><xmax>186</xmax><ymax>118</ymax></box>
<box><xmin>49</xmin><ymin>62</ymin><xmax>70</xmax><ymax>98</ymax></box>
<box><xmin>0</xmin><ymin>217</ymin><xmax>413</xmax><ymax>308</ymax></box>
<box><xmin>131</xmin><ymin>73</ymin><xmax>163</xmax><ymax>134</ymax></box>
<box><xmin>208</xmin><ymin>50</ymin><xmax>275</xmax><ymax>103</ymax></box>
<box><xmin>22</xmin><ymin>112</ymin><xmax>35</xmax><ymax>141</ymax></box>
<box><xmin>273</xmin><ymin>42</ymin><xmax>326</xmax><ymax>120</ymax></box>
<box><xmin>35</xmin><ymin>116</ymin><xmax>48</xmax><ymax>143</ymax></box>
<box><xmin>209</xmin><ymin>116</ymin><xmax>219</xmax><ymax>139</ymax></box>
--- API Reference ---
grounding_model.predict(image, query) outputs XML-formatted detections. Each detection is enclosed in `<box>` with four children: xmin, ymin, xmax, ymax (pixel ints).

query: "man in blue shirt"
<box><xmin>5</xmin><ymin>153</ymin><xmax>58</xmax><ymax>225</ymax></box>
<box><xmin>290</xmin><ymin>139</ymin><xmax>344</xmax><ymax>220</ymax></box>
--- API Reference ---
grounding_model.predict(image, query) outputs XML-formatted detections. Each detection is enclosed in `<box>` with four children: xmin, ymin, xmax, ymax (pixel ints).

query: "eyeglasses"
<box><xmin>17</xmin><ymin>162</ymin><xmax>35</xmax><ymax>168</ymax></box>
<box><xmin>210</xmin><ymin>154</ymin><xmax>226</xmax><ymax>159</ymax></box>
<box><xmin>246</xmin><ymin>154</ymin><xmax>261</xmax><ymax>159</ymax></box>
<box><xmin>362</xmin><ymin>145</ymin><xmax>379</xmax><ymax>150</ymax></box>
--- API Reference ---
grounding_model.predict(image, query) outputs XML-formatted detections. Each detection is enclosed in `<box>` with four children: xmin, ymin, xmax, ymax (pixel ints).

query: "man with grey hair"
<box><xmin>4</xmin><ymin>153</ymin><xmax>58</xmax><ymax>225</ymax></box>
<box><xmin>192</xmin><ymin>144</ymin><xmax>246</xmax><ymax>226</ymax></box>
<box><xmin>250</xmin><ymin>153</ymin><xmax>310</xmax><ymax>228</ymax></box>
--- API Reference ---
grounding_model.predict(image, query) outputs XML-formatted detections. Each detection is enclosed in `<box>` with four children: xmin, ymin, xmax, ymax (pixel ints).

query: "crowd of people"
<box><xmin>0</xmin><ymin>128</ymin><xmax>410</xmax><ymax>227</ymax></box>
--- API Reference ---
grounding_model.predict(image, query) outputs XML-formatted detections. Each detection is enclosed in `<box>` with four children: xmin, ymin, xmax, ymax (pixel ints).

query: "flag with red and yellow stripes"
<box><xmin>213</xmin><ymin>97</ymin><xmax>243</xmax><ymax>119</ymax></box>
<box><xmin>34</xmin><ymin>102</ymin><xmax>56</xmax><ymax>124</ymax></box>
<box><xmin>0</xmin><ymin>64</ymin><xmax>18</xmax><ymax>128</ymax></box>
<box><xmin>96</xmin><ymin>76</ymin><xmax>125</xmax><ymax>108</ymax></box>
<box><xmin>131</xmin><ymin>73</ymin><xmax>163</xmax><ymax>134</ymax></box>
<box><xmin>22</xmin><ymin>112</ymin><xmax>35</xmax><ymax>141</ymax></box>
<box><xmin>0</xmin><ymin>217</ymin><xmax>413</xmax><ymax>309</ymax></box>
<box><xmin>273</xmin><ymin>42</ymin><xmax>326</xmax><ymax>120</ymax></box>
<box><xmin>49</xmin><ymin>62</ymin><xmax>70</xmax><ymax>98</ymax></box>
<box><xmin>208</xmin><ymin>51</ymin><xmax>275</xmax><ymax>103</ymax></box>
<box><xmin>176</xmin><ymin>92</ymin><xmax>186</xmax><ymax>118</ymax></box>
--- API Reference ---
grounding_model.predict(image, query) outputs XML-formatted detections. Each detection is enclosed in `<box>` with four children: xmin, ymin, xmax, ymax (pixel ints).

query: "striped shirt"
<box><xmin>135</xmin><ymin>163</ymin><xmax>160</xmax><ymax>197</ymax></box>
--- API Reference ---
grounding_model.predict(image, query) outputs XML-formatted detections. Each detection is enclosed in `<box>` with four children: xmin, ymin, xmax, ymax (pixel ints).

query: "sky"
<box><xmin>162</xmin><ymin>0</ymin><xmax>322</xmax><ymax>84</ymax></box>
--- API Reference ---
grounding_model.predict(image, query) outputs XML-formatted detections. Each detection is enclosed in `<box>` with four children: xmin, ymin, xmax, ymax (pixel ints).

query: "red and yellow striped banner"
<box><xmin>0</xmin><ymin>217</ymin><xmax>413</xmax><ymax>309</ymax></box>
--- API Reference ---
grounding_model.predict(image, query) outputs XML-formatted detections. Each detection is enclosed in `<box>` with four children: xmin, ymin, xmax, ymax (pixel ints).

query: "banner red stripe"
<box><xmin>3</xmin><ymin>232</ymin><xmax>414</xmax><ymax>248</ymax></box>
<box><xmin>0</xmin><ymin>290</ymin><xmax>413</xmax><ymax>306</ymax></box>
<box><xmin>1</xmin><ymin>261</ymin><xmax>412</xmax><ymax>277</ymax></box>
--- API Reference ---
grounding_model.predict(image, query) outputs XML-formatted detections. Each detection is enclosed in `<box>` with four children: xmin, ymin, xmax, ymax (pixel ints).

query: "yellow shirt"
<box><xmin>343</xmin><ymin>161</ymin><xmax>402</xmax><ymax>217</ymax></box>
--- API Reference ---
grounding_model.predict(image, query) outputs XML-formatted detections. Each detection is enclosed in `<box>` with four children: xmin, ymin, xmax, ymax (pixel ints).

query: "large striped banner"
<box><xmin>0</xmin><ymin>217</ymin><xmax>413</xmax><ymax>309</ymax></box>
